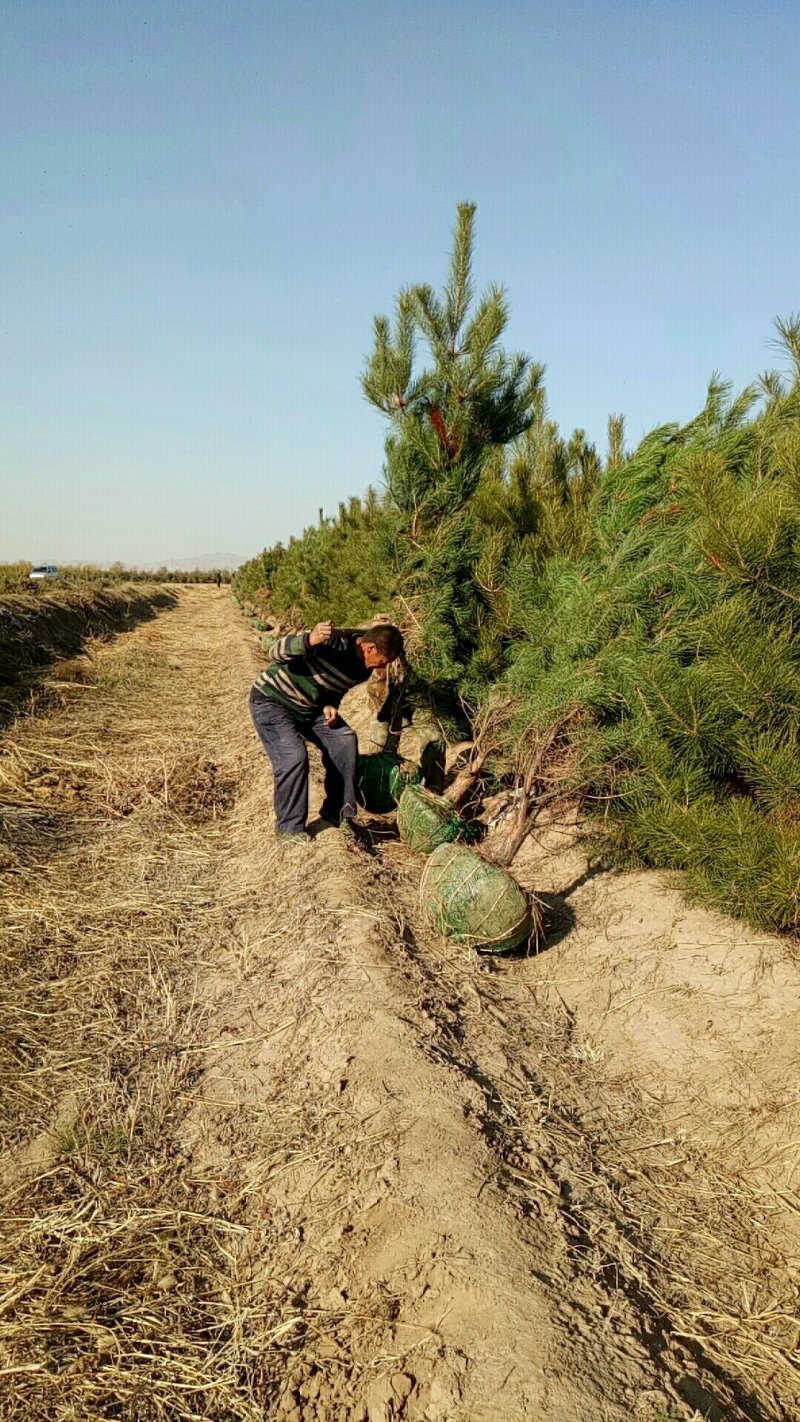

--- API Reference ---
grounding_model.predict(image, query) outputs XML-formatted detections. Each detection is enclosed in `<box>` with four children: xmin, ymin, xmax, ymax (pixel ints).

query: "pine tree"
<box><xmin>362</xmin><ymin>202</ymin><xmax>539</xmax><ymax>704</ymax></box>
<box><xmin>500</xmin><ymin>324</ymin><xmax>800</xmax><ymax>931</ymax></box>
<box><xmin>232</xmin><ymin>489</ymin><xmax>396</xmax><ymax>628</ymax></box>
<box><xmin>470</xmin><ymin>393</ymin><xmax>601</xmax><ymax>679</ymax></box>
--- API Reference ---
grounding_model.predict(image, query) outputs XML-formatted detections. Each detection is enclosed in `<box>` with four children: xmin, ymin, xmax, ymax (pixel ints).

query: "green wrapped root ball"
<box><xmin>357</xmin><ymin>752</ymin><xmax>402</xmax><ymax>813</ymax></box>
<box><xmin>420</xmin><ymin>842</ymin><xmax>535</xmax><ymax>952</ymax></box>
<box><xmin>397</xmin><ymin>783</ymin><xmax>468</xmax><ymax>855</ymax></box>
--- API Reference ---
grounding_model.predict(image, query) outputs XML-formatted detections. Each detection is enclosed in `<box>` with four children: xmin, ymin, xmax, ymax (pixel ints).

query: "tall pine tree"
<box><xmin>362</xmin><ymin>203</ymin><xmax>539</xmax><ymax>703</ymax></box>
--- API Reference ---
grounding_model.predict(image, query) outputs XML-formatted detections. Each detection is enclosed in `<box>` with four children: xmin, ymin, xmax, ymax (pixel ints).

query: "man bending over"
<box><xmin>249</xmin><ymin>620</ymin><xmax>404</xmax><ymax>841</ymax></box>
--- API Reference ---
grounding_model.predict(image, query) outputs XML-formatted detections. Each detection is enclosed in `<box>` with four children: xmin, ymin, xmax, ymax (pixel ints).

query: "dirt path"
<box><xmin>341</xmin><ymin>700</ymin><xmax>800</xmax><ymax>1422</ymax></box>
<box><xmin>1</xmin><ymin>589</ymin><xmax>797</xmax><ymax>1421</ymax></box>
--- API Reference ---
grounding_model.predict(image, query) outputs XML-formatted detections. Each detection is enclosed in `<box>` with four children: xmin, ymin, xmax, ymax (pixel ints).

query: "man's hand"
<box><xmin>309</xmin><ymin>620</ymin><xmax>333</xmax><ymax>647</ymax></box>
<box><xmin>323</xmin><ymin>705</ymin><xmax>340</xmax><ymax>728</ymax></box>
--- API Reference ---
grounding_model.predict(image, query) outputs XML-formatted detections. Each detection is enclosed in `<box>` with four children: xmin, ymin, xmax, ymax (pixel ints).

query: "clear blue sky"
<box><xmin>2</xmin><ymin>0</ymin><xmax>798</xmax><ymax>566</ymax></box>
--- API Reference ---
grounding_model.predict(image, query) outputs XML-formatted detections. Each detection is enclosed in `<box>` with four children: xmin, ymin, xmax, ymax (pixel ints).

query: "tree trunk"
<box><xmin>443</xmin><ymin>749</ymin><xmax>487</xmax><ymax>807</ymax></box>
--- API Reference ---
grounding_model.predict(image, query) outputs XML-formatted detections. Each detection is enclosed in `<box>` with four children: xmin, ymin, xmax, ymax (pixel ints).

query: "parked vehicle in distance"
<box><xmin>29</xmin><ymin>565</ymin><xmax>59</xmax><ymax>581</ymax></box>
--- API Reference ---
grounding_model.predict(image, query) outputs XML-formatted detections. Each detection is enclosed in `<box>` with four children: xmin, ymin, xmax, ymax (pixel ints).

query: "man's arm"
<box><xmin>266</xmin><ymin>620</ymin><xmax>334</xmax><ymax>663</ymax></box>
<box><xmin>266</xmin><ymin>631</ymin><xmax>310</xmax><ymax>663</ymax></box>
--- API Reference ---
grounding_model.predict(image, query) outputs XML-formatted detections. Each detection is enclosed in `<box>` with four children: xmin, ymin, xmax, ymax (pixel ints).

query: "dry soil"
<box><xmin>1</xmin><ymin>588</ymin><xmax>798</xmax><ymax>1422</ymax></box>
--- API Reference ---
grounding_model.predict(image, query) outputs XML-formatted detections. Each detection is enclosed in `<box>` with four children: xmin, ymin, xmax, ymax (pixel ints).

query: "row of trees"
<box><xmin>0</xmin><ymin>563</ymin><xmax>233</xmax><ymax>594</ymax></box>
<box><xmin>234</xmin><ymin>206</ymin><xmax>800</xmax><ymax>934</ymax></box>
<box><xmin>232</xmin><ymin>494</ymin><xmax>393</xmax><ymax>626</ymax></box>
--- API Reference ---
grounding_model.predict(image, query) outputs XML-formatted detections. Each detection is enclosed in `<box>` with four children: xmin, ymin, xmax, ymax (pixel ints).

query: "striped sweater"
<box><xmin>252</xmin><ymin>631</ymin><xmax>372</xmax><ymax>717</ymax></box>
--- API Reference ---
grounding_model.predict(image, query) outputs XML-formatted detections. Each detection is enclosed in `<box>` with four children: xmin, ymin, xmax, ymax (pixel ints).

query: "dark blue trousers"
<box><xmin>249</xmin><ymin>690</ymin><xmax>358</xmax><ymax>834</ymax></box>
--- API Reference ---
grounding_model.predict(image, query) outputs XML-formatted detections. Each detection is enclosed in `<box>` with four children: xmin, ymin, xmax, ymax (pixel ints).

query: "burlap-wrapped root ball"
<box><xmin>420</xmin><ymin>842</ymin><xmax>537</xmax><ymax>953</ymax></box>
<box><xmin>396</xmin><ymin>783</ymin><xmax>469</xmax><ymax>855</ymax></box>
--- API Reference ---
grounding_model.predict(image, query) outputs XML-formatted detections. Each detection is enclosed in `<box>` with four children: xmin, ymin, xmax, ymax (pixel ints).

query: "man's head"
<box><xmin>355</xmin><ymin>623</ymin><xmax>404</xmax><ymax>669</ymax></box>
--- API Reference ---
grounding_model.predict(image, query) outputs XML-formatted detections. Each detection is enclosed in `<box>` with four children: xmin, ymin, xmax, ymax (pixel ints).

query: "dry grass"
<box><xmin>0</xmin><ymin>1146</ymin><xmax>272</xmax><ymax>1421</ymax></box>
<box><xmin>0</xmin><ymin>585</ymin><xmax>177</xmax><ymax>713</ymax></box>
<box><xmin>523</xmin><ymin>1038</ymin><xmax>800</xmax><ymax>1420</ymax></box>
<box><xmin>0</xmin><ymin>596</ymin><xmax>285</xmax><ymax>1420</ymax></box>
